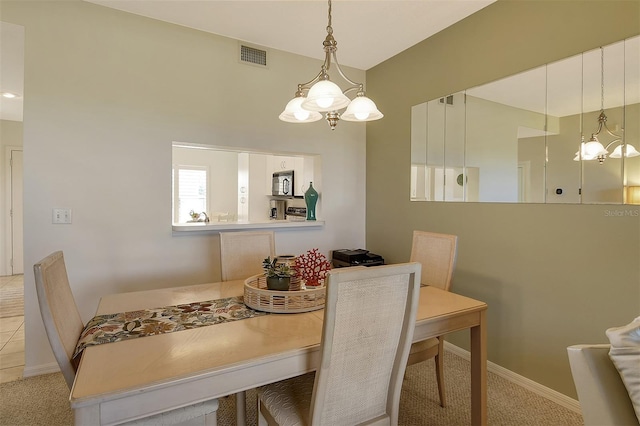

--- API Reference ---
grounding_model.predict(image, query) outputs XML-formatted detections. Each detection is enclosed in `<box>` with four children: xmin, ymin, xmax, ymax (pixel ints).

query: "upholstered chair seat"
<box><xmin>257</xmin><ymin>373</ymin><xmax>315</xmax><ymax>425</ymax></box>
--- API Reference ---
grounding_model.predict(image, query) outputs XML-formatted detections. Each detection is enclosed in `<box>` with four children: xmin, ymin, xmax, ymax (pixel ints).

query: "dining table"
<box><xmin>69</xmin><ymin>278</ymin><xmax>487</xmax><ymax>426</ymax></box>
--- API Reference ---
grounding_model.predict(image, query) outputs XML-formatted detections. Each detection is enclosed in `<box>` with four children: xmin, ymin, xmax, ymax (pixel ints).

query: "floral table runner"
<box><xmin>73</xmin><ymin>296</ymin><xmax>267</xmax><ymax>360</ymax></box>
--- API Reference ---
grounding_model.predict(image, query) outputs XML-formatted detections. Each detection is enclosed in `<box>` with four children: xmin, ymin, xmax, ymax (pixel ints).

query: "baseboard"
<box><xmin>22</xmin><ymin>344</ymin><xmax>580</xmax><ymax>414</ymax></box>
<box><xmin>444</xmin><ymin>342</ymin><xmax>581</xmax><ymax>414</ymax></box>
<box><xmin>22</xmin><ymin>362</ymin><xmax>60</xmax><ymax>378</ymax></box>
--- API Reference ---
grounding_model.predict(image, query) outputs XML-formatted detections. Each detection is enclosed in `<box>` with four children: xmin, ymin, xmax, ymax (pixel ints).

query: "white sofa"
<box><xmin>568</xmin><ymin>344</ymin><xmax>638</xmax><ymax>425</ymax></box>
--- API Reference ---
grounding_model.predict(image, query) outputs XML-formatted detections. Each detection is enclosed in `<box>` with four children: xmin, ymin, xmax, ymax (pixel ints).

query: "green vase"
<box><xmin>267</xmin><ymin>276</ymin><xmax>290</xmax><ymax>291</ymax></box>
<box><xmin>304</xmin><ymin>182</ymin><xmax>318</xmax><ymax>221</ymax></box>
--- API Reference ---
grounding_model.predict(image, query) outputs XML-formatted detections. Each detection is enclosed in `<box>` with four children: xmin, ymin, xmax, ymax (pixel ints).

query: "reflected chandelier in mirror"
<box><xmin>411</xmin><ymin>35</ymin><xmax>639</xmax><ymax>204</ymax></box>
<box><xmin>575</xmin><ymin>46</ymin><xmax>639</xmax><ymax>164</ymax></box>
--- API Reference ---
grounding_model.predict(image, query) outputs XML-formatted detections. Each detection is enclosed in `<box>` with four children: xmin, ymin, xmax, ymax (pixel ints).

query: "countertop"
<box><xmin>172</xmin><ymin>219</ymin><xmax>325</xmax><ymax>233</ymax></box>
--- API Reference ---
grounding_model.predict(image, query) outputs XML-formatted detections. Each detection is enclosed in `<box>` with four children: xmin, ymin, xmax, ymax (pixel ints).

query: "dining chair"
<box><xmin>256</xmin><ymin>262</ymin><xmax>422</xmax><ymax>426</ymax></box>
<box><xmin>219</xmin><ymin>230</ymin><xmax>275</xmax><ymax>424</ymax></box>
<box><xmin>219</xmin><ymin>230</ymin><xmax>276</xmax><ymax>281</ymax></box>
<box><xmin>407</xmin><ymin>230</ymin><xmax>458</xmax><ymax>407</ymax></box>
<box><xmin>34</xmin><ymin>251</ymin><xmax>219</xmax><ymax>425</ymax></box>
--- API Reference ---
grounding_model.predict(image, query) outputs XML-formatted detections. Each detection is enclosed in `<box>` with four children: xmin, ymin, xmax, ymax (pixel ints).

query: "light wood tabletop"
<box><xmin>70</xmin><ymin>279</ymin><xmax>487</xmax><ymax>426</ymax></box>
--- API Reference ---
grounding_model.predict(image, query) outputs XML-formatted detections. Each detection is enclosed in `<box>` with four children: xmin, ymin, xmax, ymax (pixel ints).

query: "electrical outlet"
<box><xmin>52</xmin><ymin>208</ymin><xmax>72</xmax><ymax>224</ymax></box>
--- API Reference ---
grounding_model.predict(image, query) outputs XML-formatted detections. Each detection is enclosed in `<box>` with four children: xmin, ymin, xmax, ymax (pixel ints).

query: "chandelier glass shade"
<box><xmin>302</xmin><ymin>80</ymin><xmax>351</xmax><ymax>112</ymax></box>
<box><xmin>341</xmin><ymin>95</ymin><xmax>385</xmax><ymax>122</ymax></box>
<box><xmin>279</xmin><ymin>96</ymin><xmax>323</xmax><ymax>123</ymax></box>
<box><xmin>279</xmin><ymin>0</ymin><xmax>383</xmax><ymax>130</ymax></box>
<box><xmin>575</xmin><ymin>138</ymin><xmax>609</xmax><ymax>162</ymax></box>
<box><xmin>610</xmin><ymin>143</ymin><xmax>640</xmax><ymax>159</ymax></box>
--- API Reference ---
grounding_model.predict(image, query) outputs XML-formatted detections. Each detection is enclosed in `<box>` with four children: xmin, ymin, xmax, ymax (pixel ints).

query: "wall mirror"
<box><xmin>411</xmin><ymin>35</ymin><xmax>639</xmax><ymax>204</ymax></box>
<box><xmin>172</xmin><ymin>143</ymin><xmax>320</xmax><ymax>224</ymax></box>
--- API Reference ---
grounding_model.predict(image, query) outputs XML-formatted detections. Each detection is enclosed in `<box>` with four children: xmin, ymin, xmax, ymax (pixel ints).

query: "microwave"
<box><xmin>272</xmin><ymin>170</ymin><xmax>294</xmax><ymax>197</ymax></box>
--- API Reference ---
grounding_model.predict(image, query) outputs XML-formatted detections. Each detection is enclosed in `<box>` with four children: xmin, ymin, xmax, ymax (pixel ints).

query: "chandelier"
<box><xmin>279</xmin><ymin>0</ymin><xmax>383</xmax><ymax>130</ymax></box>
<box><xmin>575</xmin><ymin>47</ymin><xmax>640</xmax><ymax>164</ymax></box>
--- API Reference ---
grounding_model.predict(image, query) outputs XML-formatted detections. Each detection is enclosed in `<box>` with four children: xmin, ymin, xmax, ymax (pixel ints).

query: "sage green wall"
<box><xmin>366</xmin><ymin>1</ymin><xmax>639</xmax><ymax>399</ymax></box>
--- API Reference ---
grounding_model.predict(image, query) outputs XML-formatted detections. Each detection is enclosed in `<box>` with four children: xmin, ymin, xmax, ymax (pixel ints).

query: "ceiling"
<box><xmin>2</xmin><ymin>1</ymin><xmax>636</xmax><ymax>124</ymax></box>
<box><xmin>0</xmin><ymin>1</ymin><xmax>494</xmax><ymax>122</ymax></box>
<box><xmin>467</xmin><ymin>35</ymin><xmax>639</xmax><ymax>118</ymax></box>
<box><xmin>84</xmin><ymin>0</ymin><xmax>496</xmax><ymax>71</ymax></box>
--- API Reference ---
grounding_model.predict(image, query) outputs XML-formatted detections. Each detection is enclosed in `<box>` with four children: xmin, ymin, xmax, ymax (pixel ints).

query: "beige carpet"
<box><xmin>0</xmin><ymin>351</ymin><xmax>582</xmax><ymax>425</ymax></box>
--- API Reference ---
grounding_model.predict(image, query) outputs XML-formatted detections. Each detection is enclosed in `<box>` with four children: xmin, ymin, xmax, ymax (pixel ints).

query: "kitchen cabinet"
<box><xmin>265</xmin><ymin>155</ymin><xmax>308</xmax><ymax>197</ymax></box>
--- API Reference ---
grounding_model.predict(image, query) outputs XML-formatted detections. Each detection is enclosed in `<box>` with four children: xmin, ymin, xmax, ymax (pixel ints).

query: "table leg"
<box><xmin>236</xmin><ymin>391</ymin><xmax>246</xmax><ymax>426</ymax></box>
<box><xmin>470</xmin><ymin>310</ymin><xmax>487</xmax><ymax>426</ymax></box>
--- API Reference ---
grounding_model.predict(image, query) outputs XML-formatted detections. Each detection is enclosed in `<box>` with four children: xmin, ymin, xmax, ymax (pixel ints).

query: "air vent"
<box><xmin>240</xmin><ymin>44</ymin><xmax>267</xmax><ymax>67</ymax></box>
<box><xmin>439</xmin><ymin>95</ymin><xmax>454</xmax><ymax>105</ymax></box>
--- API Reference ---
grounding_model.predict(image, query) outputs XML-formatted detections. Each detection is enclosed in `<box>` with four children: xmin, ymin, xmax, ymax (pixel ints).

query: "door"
<box><xmin>10</xmin><ymin>149</ymin><xmax>23</xmax><ymax>274</ymax></box>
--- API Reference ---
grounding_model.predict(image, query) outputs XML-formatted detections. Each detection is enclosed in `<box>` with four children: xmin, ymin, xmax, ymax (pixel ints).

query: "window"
<box><xmin>172</xmin><ymin>165</ymin><xmax>209</xmax><ymax>223</ymax></box>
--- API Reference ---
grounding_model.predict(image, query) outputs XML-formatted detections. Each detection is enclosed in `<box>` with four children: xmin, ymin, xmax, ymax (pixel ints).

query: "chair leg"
<box><xmin>236</xmin><ymin>391</ymin><xmax>246</xmax><ymax>426</ymax></box>
<box><xmin>257</xmin><ymin>398</ymin><xmax>270</xmax><ymax>426</ymax></box>
<box><xmin>435</xmin><ymin>339</ymin><xmax>446</xmax><ymax>407</ymax></box>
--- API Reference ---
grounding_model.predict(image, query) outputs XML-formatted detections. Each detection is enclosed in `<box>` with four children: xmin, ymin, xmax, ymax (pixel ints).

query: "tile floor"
<box><xmin>0</xmin><ymin>274</ymin><xmax>24</xmax><ymax>384</ymax></box>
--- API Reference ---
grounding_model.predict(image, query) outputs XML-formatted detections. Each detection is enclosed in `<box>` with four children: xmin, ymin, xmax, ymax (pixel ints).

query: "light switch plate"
<box><xmin>52</xmin><ymin>208</ymin><xmax>72</xmax><ymax>224</ymax></box>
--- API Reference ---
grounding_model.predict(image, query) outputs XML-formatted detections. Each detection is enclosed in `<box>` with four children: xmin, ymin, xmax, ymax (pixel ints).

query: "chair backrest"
<box><xmin>409</xmin><ymin>230</ymin><xmax>458</xmax><ymax>289</ymax></box>
<box><xmin>33</xmin><ymin>251</ymin><xmax>84</xmax><ymax>390</ymax></box>
<box><xmin>309</xmin><ymin>262</ymin><xmax>421</xmax><ymax>426</ymax></box>
<box><xmin>219</xmin><ymin>231</ymin><xmax>275</xmax><ymax>281</ymax></box>
<box><xmin>567</xmin><ymin>344</ymin><xmax>639</xmax><ymax>426</ymax></box>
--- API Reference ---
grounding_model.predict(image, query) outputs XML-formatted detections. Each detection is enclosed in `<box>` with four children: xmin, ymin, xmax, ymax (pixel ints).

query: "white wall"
<box><xmin>1</xmin><ymin>1</ymin><xmax>367</xmax><ymax>374</ymax></box>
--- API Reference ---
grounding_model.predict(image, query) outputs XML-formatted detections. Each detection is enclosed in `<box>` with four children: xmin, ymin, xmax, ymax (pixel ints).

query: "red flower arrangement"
<box><xmin>295</xmin><ymin>248</ymin><xmax>332</xmax><ymax>287</ymax></box>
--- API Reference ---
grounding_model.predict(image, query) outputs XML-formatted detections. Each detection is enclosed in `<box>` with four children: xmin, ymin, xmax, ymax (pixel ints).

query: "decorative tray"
<box><xmin>244</xmin><ymin>274</ymin><xmax>326</xmax><ymax>313</ymax></box>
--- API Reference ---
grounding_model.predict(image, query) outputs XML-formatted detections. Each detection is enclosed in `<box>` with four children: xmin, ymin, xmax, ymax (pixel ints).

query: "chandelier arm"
<box><xmin>297</xmin><ymin>69</ymin><xmax>328</xmax><ymax>92</ymax></box>
<box><xmin>603</xmin><ymin>122</ymin><xmax>622</xmax><ymax>139</ymax></box>
<box><xmin>342</xmin><ymin>86</ymin><xmax>362</xmax><ymax>97</ymax></box>
<box><xmin>331</xmin><ymin>51</ymin><xmax>364</xmax><ymax>91</ymax></box>
<box><xmin>324</xmin><ymin>49</ymin><xmax>333</xmax><ymax>76</ymax></box>
<box><xmin>297</xmin><ymin>49</ymin><xmax>335</xmax><ymax>92</ymax></box>
<box><xmin>591</xmin><ymin>120</ymin><xmax>604</xmax><ymax>137</ymax></box>
<box><xmin>604</xmin><ymin>139</ymin><xmax>623</xmax><ymax>150</ymax></box>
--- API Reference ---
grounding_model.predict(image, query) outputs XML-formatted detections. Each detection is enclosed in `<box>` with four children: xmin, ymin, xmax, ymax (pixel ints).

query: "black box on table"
<box><xmin>331</xmin><ymin>249</ymin><xmax>385</xmax><ymax>268</ymax></box>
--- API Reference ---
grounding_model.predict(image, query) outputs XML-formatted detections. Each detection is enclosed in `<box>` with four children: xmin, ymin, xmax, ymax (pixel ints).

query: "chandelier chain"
<box><xmin>327</xmin><ymin>0</ymin><xmax>333</xmax><ymax>34</ymax></box>
<box><xmin>580</xmin><ymin>51</ymin><xmax>584</xmax><ymax>142</ymax></box>
<box><xmin>600</xmin><ymin>47</ymin><xmax>604</xmax><ymax>111</ymax></box>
